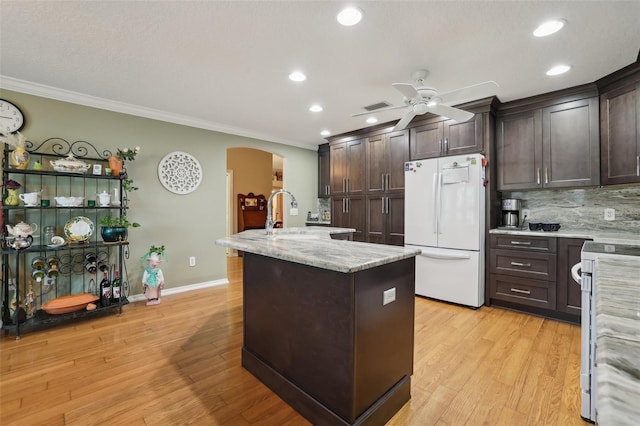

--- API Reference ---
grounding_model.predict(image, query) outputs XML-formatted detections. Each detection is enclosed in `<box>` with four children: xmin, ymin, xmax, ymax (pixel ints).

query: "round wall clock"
<box><xmin>157</xmin><ymin>151</ymin><xmax>203</xmax><ymax>194</ymax></box>
<box><xmin>0</xmin><ymin>99</ymin><xmax>25</xmax><ymax>133</ymax></box>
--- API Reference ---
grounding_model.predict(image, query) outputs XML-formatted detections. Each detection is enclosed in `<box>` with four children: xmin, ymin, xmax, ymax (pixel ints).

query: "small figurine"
<box><xmin>33</xmin><ymin>160</ymin><xmax>43</xmax><ymax>170</ymax></box>
<box><xmin>141</xmin><ymin>245</ymin><xmax>166</xmax><ymax>306</ymax></box>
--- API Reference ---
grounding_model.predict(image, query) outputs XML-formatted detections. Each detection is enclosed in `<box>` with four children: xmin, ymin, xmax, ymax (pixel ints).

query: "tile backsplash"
<box><xmin>503</xmin><ymin>185</ymin><xmax>640</xmax><ymax>234</ymax></box>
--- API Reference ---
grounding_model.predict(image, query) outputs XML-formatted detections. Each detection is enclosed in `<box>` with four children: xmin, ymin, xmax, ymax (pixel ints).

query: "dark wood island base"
<box><xmin>242</xmin><ymin>253</ymin><xmax>415</xmax><ymax>425</ymax></box>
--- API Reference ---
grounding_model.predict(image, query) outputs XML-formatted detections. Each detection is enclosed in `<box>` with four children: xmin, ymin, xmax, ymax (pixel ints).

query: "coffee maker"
<box><xmin>501</xmin><ymin>199</ymin><xmax>522</xmax><ymax>228</ymax></box>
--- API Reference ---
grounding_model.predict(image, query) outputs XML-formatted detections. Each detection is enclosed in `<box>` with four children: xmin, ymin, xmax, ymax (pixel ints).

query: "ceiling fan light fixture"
<box><xmin>288</xmin><ymin>71</ymin><xmax>306</xmax><ymax>82</ymax></box>
<box><xmin>309</xmin><ymin>104</ymin><xmax>323</xmax><ymax>112</ymax></box>
<box><xmin>533</xmin><ymin>19</ymin><xmax>566</xmax><ymax>37</ymax></box>
<box><xmin>546</xmin><ymin>64</ymin><xmax>571</xmax><ymax>76</ymax></box>
<box><xmin>337</xmin><ymin>7</ymin><xmax>363</xmax><ymax>26</ymax></box>
<box><xmin>413</xmin><ymin>103</ymin><xmax>429</xmax><ymax>115</ymax></box>
<box><xmin>366</xmin><ymin>117</ymin><xmax>378</xmax><ymax>124</ymax></box>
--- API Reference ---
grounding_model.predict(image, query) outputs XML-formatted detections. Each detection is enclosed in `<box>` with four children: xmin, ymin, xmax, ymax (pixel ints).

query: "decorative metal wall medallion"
<box><xmin>158</xmin><ymin>151</ymin><xmax>203</xmax><ymax>194</ymax></box>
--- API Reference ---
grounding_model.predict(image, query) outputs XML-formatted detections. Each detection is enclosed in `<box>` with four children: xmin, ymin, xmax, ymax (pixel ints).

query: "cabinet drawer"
<box><xmin>490</xmin><ymin>274</ymin><xmax>557</xmax><ymax>310</ymax></box>
<box><xmin>490</xmin><ymin>249</ymin><xmax>557</xmax><ymax>281</ymax></box>
<box><xmin>490</xmin><ymin>234</ymin><xmax>557</xmax><ymax>253</ymax></box>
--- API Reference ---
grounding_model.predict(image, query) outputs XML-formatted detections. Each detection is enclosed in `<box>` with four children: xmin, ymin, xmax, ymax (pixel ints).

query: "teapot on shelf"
<box><xmin>5</xmin><ymin>236</ymin><xmax>33</xmax><ymax>250</ymax></box>
<box><xmin>6</xmin><ymin>221</ymin><xmax>39</xmax><ymax>238</ymax></box>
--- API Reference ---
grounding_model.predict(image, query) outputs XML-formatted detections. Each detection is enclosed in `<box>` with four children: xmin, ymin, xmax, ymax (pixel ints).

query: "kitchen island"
<box><xmin>216</xmin><ymin>228</ymin><xmax>420</xmax><ymax>425</ymax></box>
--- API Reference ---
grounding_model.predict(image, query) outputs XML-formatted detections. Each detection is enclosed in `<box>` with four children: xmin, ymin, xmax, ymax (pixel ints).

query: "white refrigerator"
<box><xmin>404</xmin><ymin>153</ymin><xmax>486</xmax><ymax>307</ymax></box>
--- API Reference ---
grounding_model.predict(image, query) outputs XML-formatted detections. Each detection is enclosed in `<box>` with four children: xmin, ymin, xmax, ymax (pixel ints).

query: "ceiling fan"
<box><xmin>354</xmin><ymin>70</ymin><xmax>499</xmax><ymax>132</ymax></box>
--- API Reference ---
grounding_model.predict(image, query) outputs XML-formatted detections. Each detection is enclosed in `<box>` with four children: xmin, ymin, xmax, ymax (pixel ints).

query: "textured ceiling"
<box><xmin>1</xmin><ymin>1</ymin><xmax>639</xmax><ymax>150</ymax></box>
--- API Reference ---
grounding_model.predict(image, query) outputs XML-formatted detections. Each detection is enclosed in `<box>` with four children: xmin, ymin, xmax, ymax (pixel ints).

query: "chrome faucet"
<box><xmin>266</xmin><ymin>189</ymin><xmax>298</xmax><ymax>235</ymax></box>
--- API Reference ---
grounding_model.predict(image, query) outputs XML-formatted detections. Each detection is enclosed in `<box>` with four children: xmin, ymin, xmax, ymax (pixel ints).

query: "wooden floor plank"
<box><xmin>0</xmin><ymin>256</ymin><xmax>589</xmax><ymax>425</ymax></box>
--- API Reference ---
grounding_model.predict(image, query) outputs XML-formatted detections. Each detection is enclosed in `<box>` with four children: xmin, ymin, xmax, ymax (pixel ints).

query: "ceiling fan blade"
<box><xmin>438</xmin><ymin>81</ymin><xmax>499</xmax><ymax>105</ymax></box>
<box><xmin>392</xmin><ymin>83</ymin><xmax>419</xmax><ymax>99</ymax></box>
<box><xmin>429</xmin><ymin>104</ymin><xmax>474</xmax><ymax>122</ymax></box>
<box><xmin>392</xmin><ymin>111</ymin><xmax>417</xmax><ymax>132</ymax></box>
<box><xmin>351</xmin><ymin>104</ymin><xmax>407</xmax><ymax>117</ymax></box>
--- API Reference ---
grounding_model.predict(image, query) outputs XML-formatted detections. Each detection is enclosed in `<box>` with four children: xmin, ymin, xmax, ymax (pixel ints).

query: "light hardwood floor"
<box><xmin>1</xmin><ymin>257</ymin><xmax>588</xmax><ymax>425</ymax></box>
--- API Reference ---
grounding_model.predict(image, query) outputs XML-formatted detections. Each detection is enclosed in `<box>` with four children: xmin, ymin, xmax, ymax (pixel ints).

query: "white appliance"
<box><xmin>405</xmin><ymin>154</ymin><xmax>486</xmax><ymax>307</ymax></box>
<box><xmin>572</xmin><ymin>241</ymin><xmax>640</xmax><ymax>423</ymax></box>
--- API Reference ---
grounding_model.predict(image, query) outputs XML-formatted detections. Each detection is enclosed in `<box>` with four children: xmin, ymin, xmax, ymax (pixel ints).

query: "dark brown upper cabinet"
<box><xmin>410</xmin><ymin>114</ymin><xmax>483</xmax><ymax>160</ymax></box>
<box><xmin>318</xmin><ymin>143</ymin><xmax>330</xmax><ymax>197</ymax></box>
<box><xmin>365</xmin><ymin>129</ymin><xmax>409</xmax><ymax>194</ymax></box>
<box><xmin>497</xmin><ymin>88</ymin><xmax>600</xmax><ymax>191</ymax></box>
<box><xmin>599</xmin><ymin>65</ymin><xmax>640</xmax><ymax>185</ymax></box>
<box><xmin>330</xmin><ymin>137</ymin><xmax>365</xmax><ymax>196</ymax></box>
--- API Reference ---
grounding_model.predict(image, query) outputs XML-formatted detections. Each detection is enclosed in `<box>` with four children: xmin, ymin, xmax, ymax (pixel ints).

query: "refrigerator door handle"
<box><xmin>418</xmin><ymin>250</ymin><xmax>471</xmax><ymax>260</ymax></box>
<box><xmin>436</xmin><ymin>172</ymin><xmax>443</xmax><ymax>234</ymax></box>
<box><xmin>432</xmin><ymin>172</ymin><xmax>439</xmax><ymax>235</ymax></box>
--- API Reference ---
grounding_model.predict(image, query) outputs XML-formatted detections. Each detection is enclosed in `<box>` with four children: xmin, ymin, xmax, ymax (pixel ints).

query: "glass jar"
<box><xmin>44</xmin><ymin>226</ymin><xmax>55</xmax><ymax>245</ymax></box>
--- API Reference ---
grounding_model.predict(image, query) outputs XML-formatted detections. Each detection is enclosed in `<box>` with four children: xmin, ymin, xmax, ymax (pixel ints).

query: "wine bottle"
<box><xmin>112</xmin><ymin>271</ymin><xmax>121</xmax><ymax>302</ymax></box>
<box><xmin>100</xmin><ymin>271</ymin><xmax>111</xmax><ymax>306</ymax></box>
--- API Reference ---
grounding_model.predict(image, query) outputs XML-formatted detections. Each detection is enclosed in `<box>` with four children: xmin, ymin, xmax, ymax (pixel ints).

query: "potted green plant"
<box><xmin>99</xmin><ymin>214</ymin><xmax>141</xmax><ymax>243</ymax></box>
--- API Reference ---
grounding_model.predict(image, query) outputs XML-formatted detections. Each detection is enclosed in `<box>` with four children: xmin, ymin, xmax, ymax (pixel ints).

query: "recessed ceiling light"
<box><xmin>309</xmin><ymin>104</ymin><xmax>323</xmax><ymax>112</ymax></box>
<box><xmin>366</xmin><ymin>117</ymin><xmax>378</xmax><ymax>124</ymax></box>
<box><xmin>533</xmin><ymin>19</ymin><xmax>566</xmax><ymax>37</ymax></box>
<box><xmin>546</xmin><ymin>64</ymin><xmax>571</xmax><ymax>76</ymax></box>
<box><xmin>337</xmin><ymin>6</ymin><xmax>363</xmax><ymax>26</ymax></box>
<box><xmin>320</xmin><ymin>130</ymin><xmax>331</xmax><ymax>137</ymax></box>
<box><xmin>288</xmin><ymin>71</ymin><xmax>306</xmax><ymax>82</ymax></box>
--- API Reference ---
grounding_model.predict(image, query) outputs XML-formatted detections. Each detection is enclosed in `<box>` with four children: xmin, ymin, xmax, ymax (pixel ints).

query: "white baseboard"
<box><xmin>127</xmin><ymin>278</ymin><xmax>229</xmax><ymax>303</ymax></box>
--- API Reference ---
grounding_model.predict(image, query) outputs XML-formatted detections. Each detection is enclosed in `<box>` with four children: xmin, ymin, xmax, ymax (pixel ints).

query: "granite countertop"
<box><xmin>595</xmin><ymin>256</ymin><xmax>640</xmax><ymax>425</ymax></box>
<box><xmin>489</xmin><ymin>228</ymin><xmax>640</xmax><ymax>245</ymax></box>
<box><xmin>215</xmin><ymin>227</ymin><xmax>420</xmax><ymax>273</ymax></box>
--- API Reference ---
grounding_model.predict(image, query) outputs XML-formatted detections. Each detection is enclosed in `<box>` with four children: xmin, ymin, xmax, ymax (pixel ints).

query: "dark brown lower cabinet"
<box><xmin>332</xmin><ymin>196</ymin><xmax>365</xmax><ymax>242</ymax></box>
<box><xmin>489</xmin><ymin>234</ymin><xmax>586</xmax><ymax>324</ymax></box>
<box><xmin>557</xmin><ymin>238</ymin><xmax>589</xmax><ymax>319</ymax></box>
<box><xmin>365</xmin><ymin>195</ymin><xmax>404</xmax><ymax>246</ymax></box>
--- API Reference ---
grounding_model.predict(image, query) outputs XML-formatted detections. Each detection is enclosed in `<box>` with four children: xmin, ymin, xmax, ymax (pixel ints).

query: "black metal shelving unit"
<box><xmin>1</xmin><ymin>138</ymin><xmax>132</xmax><ymax>338</ymax></box>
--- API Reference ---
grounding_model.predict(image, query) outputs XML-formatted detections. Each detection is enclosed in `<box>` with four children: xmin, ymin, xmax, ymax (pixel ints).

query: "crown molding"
<box><xmin>0</xmin><ymin>75</ymin><xmax>313</xmax><ymax>150</ymax></box>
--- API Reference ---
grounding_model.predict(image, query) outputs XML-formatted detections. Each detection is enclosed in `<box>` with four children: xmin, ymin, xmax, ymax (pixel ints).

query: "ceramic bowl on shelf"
<box><xmin>54</xmin><ymin>196</ymin><xmax>85</xmax><ymax>207</ymax></box>
<box><xmin>50</xmin><ymin>154</ymin><xmax>91</xmax><ymax>173</ymax></box>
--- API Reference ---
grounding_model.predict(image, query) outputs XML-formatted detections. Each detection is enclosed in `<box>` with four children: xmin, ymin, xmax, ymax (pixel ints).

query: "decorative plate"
<box><xmin>64</xmin><ymin>216</ymin><xmax>94</xmax><ymax>242</ymax></box>
<box><xmin>157</xmin><ymin>151</ymin><xmax>203</xmax><ymax>195</ymax></box>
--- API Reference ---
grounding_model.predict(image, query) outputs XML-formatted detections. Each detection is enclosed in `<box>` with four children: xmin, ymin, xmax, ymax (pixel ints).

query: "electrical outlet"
<box><xmin>604</xmin><ymin>208</ymin><xmax>615</xmax><ymax>221</ymax></box>
<box><xmin>383</xmin><ymin>287</ymin><xmax>396</xmax><ymax>306</ymax></box>
<box><xmin>189</xmin><ymin>256</ymin><xmax>196</xmax><ymax>267</ymax></box>
<box><xmin>522</xmin><ymin>209</ymin><xmax>530</xmax><ymax>219</ymax></box>
<box><xmin>289</xmin><ymin>208</ymin><xmax>299</xmax><ymax>216</ymax></box>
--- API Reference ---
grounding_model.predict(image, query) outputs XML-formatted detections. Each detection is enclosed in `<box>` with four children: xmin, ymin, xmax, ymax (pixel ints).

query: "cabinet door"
<box><xmin>330</xmin><ymin>143</ymin><xmax>347</xmax><ymax>195</ymax></box>
<box><xmin>543</xmin><ymin>97</ymin><xmax>600</xmax><ymax>188</ymax></box>
<box><xmin>347</xmin><ymin>196</ymin><xmax>365</xmax><ymax>242</ymax></box>
<box><xmin>557</xmin><ymin>238</ymin><xmax>587</xmax><ymax>318</ymax></box>
<box><xmin>600</xmin><ymin>81</ymin><xmax>640</xmax><ymax>185</ymax></box>
<box><xmin>386</xmin><ymin>130</ymin><xmax>409</xmax><ymax>193</ymax></box>
<box><xmin>496</xmin><ymin>110</ymin><xmax>542</xmax><ymax>190</ymax></box>
<box><xmin>346</xmin><ymin>139</ymin><xmax>365</xmax><ymax>195</ymax></box>
<box><xmin>318</xmin><ymin>144</ymin><xmax>331</xmax><ymax>197</ymax></box>
<box><xmin>410</xmin><ymin>122</ymin><xmax>443</xmax><ymax>160</ymax></box>
<box><xmin>443</xmin><ymin>114</ymin><xmax>483</xmax><ymax>156</ymax></box>
<box><xmin>386</xmin><ymin>195</ymin><xmax>404</xmax><ymax>246</ymax></box>
<box><xmin>365</xmin><ymin>134</ymin><xmax>386</xmax><ymax>194</ymax></box>
<box><xmin>365</xmin><ymin>195</ymin><xmax>385</xmax><ymax>244</ymax></box>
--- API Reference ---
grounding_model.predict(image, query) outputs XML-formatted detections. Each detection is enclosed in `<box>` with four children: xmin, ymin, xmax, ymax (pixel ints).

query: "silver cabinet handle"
<box><xmin>510</xmin><ymin>241</ymin><xmax>532</xmax><ymax>246</ymax></box>
<box><xmin>385</xmin><ymin>197</ymin><xmax>390</xmax><ymax>214</ymax></box>
<box><xmin>342</xmin><ymin>198</ymin><xmax>346</xmax><ymax>213</ymax></box>
<box><xmin>343</xmin><ymin>178</ymin><xmax>346</xmax><ymax>193</ymax></box>
<box><xmin>545</xmin><ymin>168</ymin><xmax>549</xmax><ymax>184</ymax></box>
<box><xmin>637</xmin><ymin>155</ymin><xmax>639</xmax><ymax>177</ymax></box>
<box><xmin>382</xmin><ymin>175</ymin><xmax>385</xmax><ymax>191</ymax></box>
<box><xmin>510</xmin><ymin>261</ymin><xmax>532</xmax><ymax>268</ymax></box>
<box><xmin>536</xmin><ymin>168</ymin><xmax>541</xmax><ymax>185</ymax></box>
<box><xmin>510</xmin><ymin>288</ymin><xmax>531</xmax><ymax>295</ymax></box>
<box><xmin>381</xmin><ymin>197</ymin><xmax>385</xmax><ymax>214</ymax></box>
<box><xmin>444</xmin><ymin>138</ymin><xmax>448</xmax><ymax>152</ymax></box>
<box><xmin>439</xmin><ymin>139</ymin><xmax>443</xmax><ymax>153</ymax></box>
<box><xmin>346</xmin><ymin>198</ymin><xmax>350</xmax><ymax>213</ymax></box>
<box><xmin>346</xmin><ymin>178</ymin><xmax>349</xmax><ymax>193</ymax></box>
